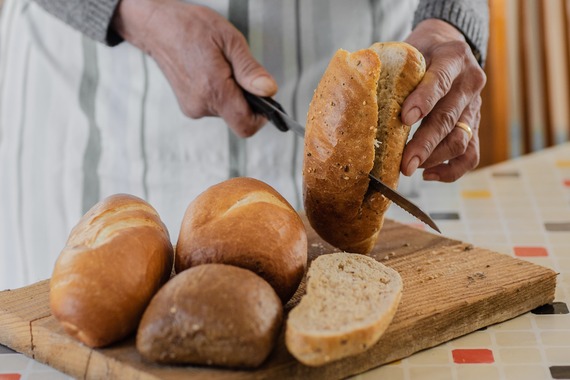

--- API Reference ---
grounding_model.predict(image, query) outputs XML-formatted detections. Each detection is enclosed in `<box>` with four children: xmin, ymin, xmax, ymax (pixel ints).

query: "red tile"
<box><xmin>514</xmin><ymin>247</ymin><xmax>548</xmax><ymax>257</ymax></box>
<box><xmin>452</xmin><ymin>348</ymin><xmax>494</xmax><ymax>364</ymax></box>
<box><xmin>564</xmin><ymin>179</ymin><xmax>570</xmax><ymax>187</ymax></box>
<box><xmin>0</xmin><ymin>375</ymin><xmax>21</xmax><ymax>380</ymax></box>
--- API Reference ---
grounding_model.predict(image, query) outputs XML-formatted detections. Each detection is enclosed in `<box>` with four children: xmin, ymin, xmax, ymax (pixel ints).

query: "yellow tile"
<box><xmin>541</xmin><ymin>331</ymin><xmax>570</xmax><ymax>346</ymax></box>
<box><xmin>555</xmin><ymin>160</ymin><xmax>570</xmax><ymax>168</ymax></box>
<box><xmin>462</xmin><ymin>190</ymin><xmax>492</xmax><ymax>199</ymax></box>
<box><xmin>407</xmin><ymin>348</ymin><xmax>450</xmax><ymax>365</ymax></box>
<box><xmin>354</xmin><ymin>365</ymin><xmax>404</xmax><ymax>380</ymax></box>
<box><xmin>456</xmin><ymin>365</ymin><xmax>500</xmax><ymax>380</ymax></box>
<box><xmin>498</xmin><ymin>347</ymin><xmax>542</xmax><ymax>364</ymax></box>
<box><xmin>503</xmin><ymin>366</ymin><xmax>551</xmax><ymax>380</ymax></box>
<box><xmin>545</xmin><ymin>347</ymin><xmax>570</xmax><ymax>363</ymax></box>
<box><xmin>410</xmin><ymin>366</ymin><xmax>453</xmax><ymax>380</ymax></box>
<box><xmin>495</xmin><ymin>331</ymin><xmax>537</xmax><ymax>346</ymax></box>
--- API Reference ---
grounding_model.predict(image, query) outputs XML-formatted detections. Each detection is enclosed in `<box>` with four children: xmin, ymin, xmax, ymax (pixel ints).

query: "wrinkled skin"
<box><xmin>114</xmin><ymin>1</ymin><xmax>486</xmax><ymax>182</ymax></box>
<box><xmin>402</xmin><ymin>19</ymin><xmax>487</xmax><ymax>182</ymax></box>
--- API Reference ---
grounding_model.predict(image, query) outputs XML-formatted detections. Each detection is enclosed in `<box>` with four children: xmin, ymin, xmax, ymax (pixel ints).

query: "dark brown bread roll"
<box><xmin>136</xmin><ymin>264</ymin><xmax>283</xmax><ymax>368</ymax></box>
<box><xmin>303</xmin><ymin>42</ymin><xmax>426</xmax><ymax>254</ymax></box>
<box><xmin>175</xmin><ymin>177</ymin><xmax>307</xmax><ymax>303</ymax></box>
<box><xmin>49</xmin><ymin>194</ymin><xmax>174</xmax><ymax>348</ymax></box>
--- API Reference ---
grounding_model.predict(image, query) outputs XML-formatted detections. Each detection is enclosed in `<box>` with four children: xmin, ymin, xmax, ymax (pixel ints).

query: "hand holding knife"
<box><xmin>243</xmin><ymin>90</ymin><xmax>441</xmax><ymax>234</ymax></box>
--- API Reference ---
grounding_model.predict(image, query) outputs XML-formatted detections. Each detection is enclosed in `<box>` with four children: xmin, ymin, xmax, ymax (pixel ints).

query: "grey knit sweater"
<box><xmin>33</xmin><ymin>0</ymin><xmax>489</xmax><ymax>65</ymax></box>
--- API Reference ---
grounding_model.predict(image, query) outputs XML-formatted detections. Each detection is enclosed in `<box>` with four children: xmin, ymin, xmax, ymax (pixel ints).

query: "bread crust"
<box><xmin>303</xmin><ymin>43</ymin><xmax>426</xmax><ymax>254</ymax></box>
<box><xmin>49</xmin><ymin>194</ymin><xmax>174</xmax><ymax>348</ymax></box>
<box><xmin>175</xmin><ymin>177</ymin><xmax>307</xmax><ymax>303</ymax></box>
<box><xmin>136</xmin><ymin>264</ymin><xmax>283</xmax><ymax>368</ymax></box>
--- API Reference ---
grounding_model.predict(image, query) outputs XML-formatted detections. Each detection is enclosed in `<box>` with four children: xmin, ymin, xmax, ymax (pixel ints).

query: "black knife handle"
<box><xmin>242</xmin><ymin>90</ymin><xmax>290</xmax><ymax>132</ymax></box>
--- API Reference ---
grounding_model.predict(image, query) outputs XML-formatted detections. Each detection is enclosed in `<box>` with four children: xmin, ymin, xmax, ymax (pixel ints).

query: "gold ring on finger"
<box><xmin>455</xmin><ymin>122</ymin><xmax>473</xmax><ymax>140</ymax></box>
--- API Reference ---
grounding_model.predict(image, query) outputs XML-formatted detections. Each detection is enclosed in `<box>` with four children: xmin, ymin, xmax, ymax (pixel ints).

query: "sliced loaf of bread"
<box><xmin>285</xmin><ymin>252</ymin><xmax>403</xmax><ymax>366</ymax></box>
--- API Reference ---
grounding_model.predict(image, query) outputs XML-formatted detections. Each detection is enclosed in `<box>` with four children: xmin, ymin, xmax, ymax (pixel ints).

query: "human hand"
<box><xmin>401</xmin><ymin>19</ymin><xmax>487</xmax><ymax>182</ymax></box>
<box><xmin>113</xmin><ymin>0</ymin><xmax>277</xmax><ymax>137</ymax></box>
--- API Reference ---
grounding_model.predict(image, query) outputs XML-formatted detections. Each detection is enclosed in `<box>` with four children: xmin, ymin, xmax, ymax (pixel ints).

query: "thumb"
<box><xmin>223</xmin><ymin>30</ymin><xmax>278</xmax><ymax>97</ymax></box>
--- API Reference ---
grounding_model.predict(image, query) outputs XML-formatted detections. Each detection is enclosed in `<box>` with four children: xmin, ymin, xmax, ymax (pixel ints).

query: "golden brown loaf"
<box><xmin>285</xmin><ymin>252</ymin><xmax>403</xmax><ymax>366</ymax></box>
<box><xmin>175</xmin><ymin>177</ymin><xmax>307</xmax><ymax>303</ymax></box>
<box><xmin>136</xmin><ymin>264</ymin><xmax>283</xmax><ymax>368</ymax></box>
<box><xmin>303</xmin><ymin>42</ymin><xmax>426</xmax><ymax>254</ymax></box>
<box><xmin>49</xmin><ymin>194</ymin><xmax>174</xmax><ymax>348</ymax></box>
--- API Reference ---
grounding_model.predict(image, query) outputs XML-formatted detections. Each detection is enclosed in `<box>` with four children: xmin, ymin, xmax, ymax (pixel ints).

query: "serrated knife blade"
<box><xmin>243</xmin><ymin>90</ymin><xmax>441</xmax><ymax>233</ymax></box>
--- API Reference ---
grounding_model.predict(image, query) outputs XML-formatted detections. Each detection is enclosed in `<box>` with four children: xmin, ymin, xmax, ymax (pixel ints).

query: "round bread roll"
<box><xmin>49</xmin><ymin>194</ymin><xmax>174</xmax><ymax>348</ymax></box>
<box><xmin>136</xmin><ymin>264</ymin><xmax>283</xmax><ymax>368</ymax></box>
<box><xmin>175</xmin><ymin>177</ymin><xmax>307</xmax><ymax>303</ymax></box>
<box><xmin>303</xmin><ymin>42</ymin><xmax>426</xmax><ymax>254</ymax></box>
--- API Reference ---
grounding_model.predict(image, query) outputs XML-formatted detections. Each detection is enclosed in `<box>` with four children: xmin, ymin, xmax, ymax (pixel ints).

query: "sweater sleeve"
<box><xmin>414</xmin><ymin>0</ymin><xmax>489</xmax><ymax>66</ymax></box>
<box><xmin>33</xmin><ymin>0</ymin><xmax>123</xmax><ymax>46</ymax></box>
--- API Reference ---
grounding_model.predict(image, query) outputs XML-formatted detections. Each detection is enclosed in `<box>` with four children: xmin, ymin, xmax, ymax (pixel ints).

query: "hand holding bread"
<box><xmin>401</xmin><ymin>19</ymin><xmax>487</xmax><ymax>182</ymax></box>
<box><xmin>303</xmin><ymin>42</ymin><xmax>426</xmax><ymax>254</ymax></box>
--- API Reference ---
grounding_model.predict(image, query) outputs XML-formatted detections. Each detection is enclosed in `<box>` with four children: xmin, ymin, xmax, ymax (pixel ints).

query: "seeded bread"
<box><xmin>303</xmin><ymin>42</ymin><xmax>426</xmax><ymax>254</ymax></box>
<box><xmin>285</xmin><ymin>252</ymin><xmax>403</xmax><ymax>366</ymax></box>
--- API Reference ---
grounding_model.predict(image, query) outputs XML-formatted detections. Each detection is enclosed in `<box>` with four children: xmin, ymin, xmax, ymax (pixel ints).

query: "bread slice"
<box><xmin>285</xmin><ymin>252</ymin><xmax>403</xmax><ymax>366</ymax></box>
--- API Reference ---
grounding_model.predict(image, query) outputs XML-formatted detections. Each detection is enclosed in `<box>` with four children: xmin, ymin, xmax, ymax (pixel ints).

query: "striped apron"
<box><xmin>0</xmin><ymin>0</ymin><xmax>417</xmax><ymax>289</ymax></box>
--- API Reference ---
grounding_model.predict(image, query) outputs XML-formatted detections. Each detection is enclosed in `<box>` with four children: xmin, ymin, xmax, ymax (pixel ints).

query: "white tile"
<box><xmin>494</xmin><ymin>332</ymin><xmax>537</xmax><ymax>346</ymax></box>
<box><xmin>455</xmin><ymin>365</ymin><xmax>500</xmax><ymax>380</ymax></box>
<box><xmin>0</xmin><ymin>353</ymin><xmax>30</xmax><ymax>370</ymax></box>
<box><xmin>497</xmin><ymin>347</ymin><xmax>542</xmax><ymax>364</ymax></box>
<box><xmin>502</xmin><ymin>366</ymin><xmax>551</xmax><ymax>380</ymax></box>
<box><xmin>545</xmin><ymin>347</ymin><xmax>570</xmax><ymax>364</ymax></box>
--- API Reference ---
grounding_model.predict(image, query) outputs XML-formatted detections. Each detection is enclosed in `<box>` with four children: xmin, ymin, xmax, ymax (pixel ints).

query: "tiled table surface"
<box><xmin>1</xmin><ymin>143</ymin><xmax>570</xmax><ymax>379</ymax></box>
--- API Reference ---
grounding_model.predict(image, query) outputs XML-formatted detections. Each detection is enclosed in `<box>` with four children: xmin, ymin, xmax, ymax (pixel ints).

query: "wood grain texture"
<box><xmin>0</xmin><ymin>219</ymin><xmax>557</xmax><ymax>380</ymax></box>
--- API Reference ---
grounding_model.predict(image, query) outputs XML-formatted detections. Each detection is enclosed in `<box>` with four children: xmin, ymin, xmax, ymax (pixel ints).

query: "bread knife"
<box><xmin>243</xmin><ymin>91</ymin><xmax>441</xmax><ymax>233</ymax></box>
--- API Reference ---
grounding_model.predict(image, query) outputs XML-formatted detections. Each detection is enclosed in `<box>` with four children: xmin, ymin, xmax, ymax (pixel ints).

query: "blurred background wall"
<box><xmin>480</xmin><ymin>0</ymin><xmax>570</xmax><ymax>167</ymax></box>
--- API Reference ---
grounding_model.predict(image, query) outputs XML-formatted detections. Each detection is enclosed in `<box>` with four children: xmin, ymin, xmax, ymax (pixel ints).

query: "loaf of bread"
<box><xmin>49</xmin><ymin>194</ymin><xmax>174</xmax><ymax>348</ymax></box>
<box><xmin>285</xmin><ymin>252</ymin><xmax>403</xmax><ymax>366</ymax></box>
<box><xmin>136</xmin><ymin>264</ymin><xmax>283</xmax><ymax>368</ymax></box>
<box><xmin>175</xmin><ymin>177</ymin><xmax>307</xmax><ymax>303</ymax></box>
<box><xmin>303</xmin><ymin>42</ymin><xmax>426</xmax><ymax>254</ymax></box>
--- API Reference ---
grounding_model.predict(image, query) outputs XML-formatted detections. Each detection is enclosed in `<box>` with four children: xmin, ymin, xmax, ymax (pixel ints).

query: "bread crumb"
<box><xmin>169</xmin><ymin>306</ymin><xmax>177</xmax><ymax>314</ymax></box>
<box><xmin>363</xmin><ymin>101</ymin><xmax>367</xmax><ymax>105</ymax></box>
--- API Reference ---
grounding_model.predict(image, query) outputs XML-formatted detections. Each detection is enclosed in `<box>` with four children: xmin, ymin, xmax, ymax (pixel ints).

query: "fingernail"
<box><xmin>404</xmin><ymin>107</ymin><xmax>422</xmax><ymax>125</ymax></box>
<box><xmin>406</xmin><ymin>156</ymin><xmax>420</xmax><ymax>175</ymax></box>
<box><xmin>251</xmin><ymin>76</ymin><xmax>277</xmax><ymax>95</ymax></box>
<box><xmin>423</xmin><ymin>173</ymin><xmax>440</xmax><ymax>181</ymax></box>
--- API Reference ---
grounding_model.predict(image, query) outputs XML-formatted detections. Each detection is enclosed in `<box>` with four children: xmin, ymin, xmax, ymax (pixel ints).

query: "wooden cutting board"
<box><xmin>0</xmin><ymin>219</ymin><xmax>557</xmax><ymax>379</ymax></box>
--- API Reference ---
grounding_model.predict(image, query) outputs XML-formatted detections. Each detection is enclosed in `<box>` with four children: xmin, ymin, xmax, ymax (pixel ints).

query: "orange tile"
<box><xmin>452</xmin><ymin>348</ymin><xmax>494</xmax><ymax>364</ymax></box>
<box><xmin>461</xmin><ymin>190</ymin><xmax>492</xmax><ymax>199</ymax></box>
<box><xmin>564</xmin><ymin>179</ymin><xmax>570</xmax><ymax>187</ymax></box>
<box><xmin>514</xmin><ymin>246</ymin><xmax>549</xmax><ymax>257</ymax></box>
<box><xmin>0</xmin><ymin>375</ymin><xmax>21</xmax><ymax>380</ymax></box>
